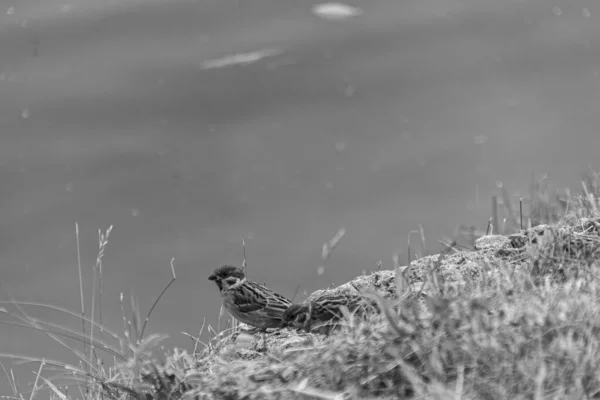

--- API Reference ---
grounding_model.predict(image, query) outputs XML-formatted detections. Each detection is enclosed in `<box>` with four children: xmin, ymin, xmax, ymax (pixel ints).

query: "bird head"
<box><xmin>280</xmin><ymin>303</ymin><xmax>311</xmax><ymax>329</ymax></box>
<box><xmin>208</xmin><ymin>265</ymin><xmax>246</xmax><ymax>291</ymax></box>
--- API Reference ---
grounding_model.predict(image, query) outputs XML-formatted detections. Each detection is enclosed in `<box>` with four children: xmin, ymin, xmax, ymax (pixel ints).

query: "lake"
<box><xmin>1</xmin><ymin>0</ymin><xmax>599</xmax><ymax>393</ymax></box>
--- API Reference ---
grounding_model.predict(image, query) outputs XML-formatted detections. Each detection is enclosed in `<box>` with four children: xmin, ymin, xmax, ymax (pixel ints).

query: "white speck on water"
<box><xmin>21</xmin><ymin>109</ymin><xmax>29</xmax><ymax>118</ymax></box>
<box><xmin>312</xmin><ymin>3</ymin><xmax>363</xmax><ymax>20</ymax></box>
<box><xmin>344</xmin><ymin>86</ymin><xmax>355</xmax><ymax>97</ymax></box>
<box><xmin>65</xmin><ymin>183</ymin><xmax>73</xmax><ymax>191</ymax></box>
<box><xmin>335</xmin><ymin>141</ymin><xmax>346</xmax><ymax>152</ymax></box>
<box><xmin>132</xmin><ymin>208</ymin><xmax>140</xmax><ymax>217</ymax></box>
<box><xmin>552</xmin><ymin>6</ymin><xmax>562</xmax><ymax>16</ymax></box>
<box><xmin>0</xmin><ymin>73</ymin><xmax>5</xmax><ymax>81</ymax></box>
<box><xmin>200</xmin><ymin>48</ymin><xmax>283</xmax><ymax>70</ymax></box>
<box><xmin>335</xmin><ymin>165</ymin><xmax>344</xmax><ymax>171</ymax></box>
<box><xmin>317</xmin><ymin>266</ymin><xmax>325</xmax><ymax>275</ymax></box>
<box><xmin>473</xmin><ymin>135</ymin><xmax>488</xmax><ymax>145</ymax></box>
<box><xmin>582</xmin><ymin>8</ymin><xmax>591</xmax><ymax>18</ymax></box>
<box><xmin>326</xmin><ymin>182</ymin><xmax>334</xmax><ymax>189</ymax></box>
<box><xmin>61</xmin><ymin>4</ymin><xmax>71</xmax><ymax>13</ymax></box>
<box><xmin>7</xmin><ymin>6</ymin><xmax>14</xmax><ymax>15</ymax></box>
<box><xmin>496</xmin><ymin>181</ymin><xmax>504</xmax><ymax>189</ymax></box>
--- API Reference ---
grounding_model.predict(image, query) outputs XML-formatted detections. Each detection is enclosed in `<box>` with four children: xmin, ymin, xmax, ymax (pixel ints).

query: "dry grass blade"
<box><xmin>0</xmin><ymin>301</ymin><xmax>123</xmax><ymax>365</ymax></box>
<box><xmin>140</xmin><ymin>258</ymin><xmax>177</xmax><ymax>340</ymax></box>
<box><xmin>0</xmin><ymin>359</ymin><xmax>18</xmax><ymax>395</ymax></box>
<box><xmin>419</xmin><ymin>224</ymin><xmax>427</xmax><ymax>254</ymax></box>
<box><xmin>4</xmin><ymin>298</ymin><xmax>98</xmax><ymax>372</ymax></box>
<box><xmin>181</xmin><ymin>331</ymin><xmax>207</xmax><ymax>354</ymax></box>
<box><xmin>74</xmin><ymin>222</ymin><xmax>87</xmax><ymax>390</ymax></box>
<box><xmin>242</xmin><ymin>238</ymin><xmax>248</xmax><ymax>277</ymax></box>
<box><xmin>0</xmin><ymin>353</ymin><xmax>84</xmax><ymax>375</ymax></box>
<box><xmin>100</xmin><ymin>380</ymin><xmax>144</xmax><ymax>400</ymax></box>
<box><xmin>396</xmin><ymin>357</ymin><xmax>427</xmax><ymax>398</ymax></box>
<box><xmin>290</xmin><ymin>284</ymin><xmax>302</xmax><ymax>303</ymax></box>
<box><xmin>363</xmin><ymin>288</ymin><xmax>411</xmax><ymax>338</ymax></box>
<box><xmin>89</xmin><ymin>225</ymin><xmax>113</xmax><ymax>368</ymax></box>
<box><xmin>39</xmin><ymin>376</ymin><xmax>67</xmax><ymax>400</ymax></box>
<box><xmin>395</xmin><ymin>266</ymin><xmax>411</xmax><ymax>299</ymax></box>
<box><xmin>322</xmin><ymin>228</ymin><xmax>346</xmax><ymax>261</ymax></box>
<box><xmin>534</xmin><ymin>362</ymin><xmax>547</xmax><ymax>400</ymax></box>
<box><xmin>28</xmin><ymin>361</ymin><xmax>45</xmax><ymax>400</ymax></box>
<box><xmin>0</xmin><ymin>320</ymin><xmax>126</xmax><ymax>362</ymax></box>
<box><xmin>439</xmin><ymin>239</ymin><xmax>460</xmax><ymax>253</ymax></box>
<box><xmin>499</xmin><ymin>183</ymin><xmax>520</xmax><ymax>231</ymax></box>
<box><xmin>486</xmin><ymin>217</ymin><xmax>493</xmax><ymax>235</ymax></box>
<box><xmin>393</xmin><ymin>253</ymin><xmax>400</xmax><ymax>270</ymax></box>
<box><xmin>454</xmin><ymin>364</ymin><xmax>464</xmax><ymax>400</ymax></box>
<box><xmin>290</xmin><ymin>378</ymin><xmax>348</xmax><ymax>400</ymax></box>
<box><xmin>582</xmin><ymin>181</ymin><xmax>599</xmax><ymax>216</ymax></box>
<box><xmin>129</xmin><ymin>295</ymin><xmax>142</xmax><ymax>344</ymax></box>
<box><xmin>0</xmin><ymin>301</ymin><xmax>120</xmax><ymax>341</ymax></box>
<box><xmin>520</xmin><ymin>197</ymin><xmax>524</xmax><ymax>230</ymax></box>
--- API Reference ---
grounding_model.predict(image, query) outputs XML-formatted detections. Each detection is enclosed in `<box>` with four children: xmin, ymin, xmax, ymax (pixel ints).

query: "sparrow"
<box><xmin>208</xmin><ymin>265</ymin><xmax>292</xmax><ymax>331</ymax></box>
<box><xmin>281</xmin><ymin>292</ymin><xmax>377</xmax><ymax>334</ymax></box>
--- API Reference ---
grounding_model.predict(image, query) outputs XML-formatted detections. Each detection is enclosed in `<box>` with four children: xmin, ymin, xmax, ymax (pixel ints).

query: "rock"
<box><xmin>305</xmin><ymin>270</ymin><xmax>397</xmax><ymax>302</ymax></box>
<box><xmin>474</xmin><ymin>235</ymin><xmax>510</xmax><ymax>252</ymax></box>
<box><xmin>407</xmin><ymin>251</ymin><xmax>494</xmax><ymax>284</ymax></box>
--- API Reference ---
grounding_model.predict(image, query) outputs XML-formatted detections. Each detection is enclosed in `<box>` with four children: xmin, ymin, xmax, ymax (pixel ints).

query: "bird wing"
<box><xmin>313</xmin><ymin>294</ymin><xmax>366</xmax><ymax>321</ymax></box>
<box><xmin>234</xmin><ymin>281</ymin><xmax>292</xmax><ymax>319</ymax></box>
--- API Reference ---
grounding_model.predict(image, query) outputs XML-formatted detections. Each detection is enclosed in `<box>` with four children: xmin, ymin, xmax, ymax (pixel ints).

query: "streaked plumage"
<box><xmin>281</xmin><ymin>292</ymin><xmax>376</xmax><ymax>334</ymax></box>
<box><xmin>208</xmin><ymin>265</ymin><xmax>292</xmax><ymax>330</ymax></box>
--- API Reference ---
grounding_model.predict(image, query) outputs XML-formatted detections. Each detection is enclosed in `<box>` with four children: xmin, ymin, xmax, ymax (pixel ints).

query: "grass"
<box><xmin>2</xmin><ymin>168</ymin><xmax>600</xmax><ymax>399</ymax></box>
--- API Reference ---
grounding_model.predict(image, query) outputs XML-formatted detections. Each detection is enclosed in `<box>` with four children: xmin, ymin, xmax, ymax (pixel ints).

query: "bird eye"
<box><xmin>225</xmin><ymin>277</ymin><xmax>238</xmax><ymax>285</ymax></box>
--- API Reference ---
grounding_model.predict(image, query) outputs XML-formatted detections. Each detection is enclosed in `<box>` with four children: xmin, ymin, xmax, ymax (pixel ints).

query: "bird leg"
<box><xmin>257</xmin><ymin>329</ymin><xmax>269</xmax><ymax>352</ymax></box>
<box><xmin>303</xmin><ymin>302</ymin><xmax>314</xmax><ymax>333</ymax></box>
<box><xmin>236</xmin><ymin>327</ymin><xmax>269</xmax><ymax>351</ymax></box>
<box><xmin>242</xmin><ymin>327</ymin><xmax>262</xmax><ymax>335</ymax></box>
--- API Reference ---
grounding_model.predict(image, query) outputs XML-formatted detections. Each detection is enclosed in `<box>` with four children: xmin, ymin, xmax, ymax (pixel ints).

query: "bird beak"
<box><xmin>208</xmin><ymin>273</ymin><xmax>217</xmax><ymax>281</ymax></box>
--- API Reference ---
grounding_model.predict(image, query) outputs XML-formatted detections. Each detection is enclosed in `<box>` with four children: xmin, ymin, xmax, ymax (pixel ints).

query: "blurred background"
<box><xmin>1</xmin><ymin>0</ymin><xmax>600</xmax><ymax>393</ymax></box>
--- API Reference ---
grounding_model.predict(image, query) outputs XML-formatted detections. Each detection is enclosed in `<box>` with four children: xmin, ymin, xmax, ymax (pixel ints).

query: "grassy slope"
<box><xmin>3</xmin><ymin>170</ymin><xmax>600</xmax><ymax>399</ymax></box>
